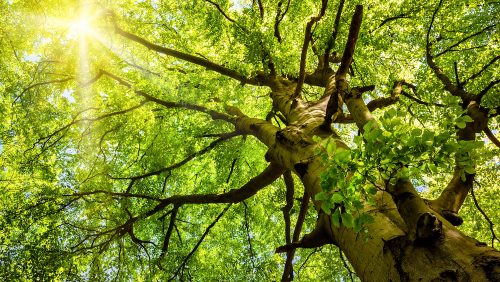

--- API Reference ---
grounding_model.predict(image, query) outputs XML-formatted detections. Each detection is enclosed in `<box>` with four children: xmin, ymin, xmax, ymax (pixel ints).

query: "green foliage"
<box><xmin>318</xmin><ymin>107</ymin><xmax>487</xmax><ymax>232</ymax></box>
<box><xmin>0</xmin><ymin>0</ymin><xmax>498</xmax><ymax>281</ymax></box>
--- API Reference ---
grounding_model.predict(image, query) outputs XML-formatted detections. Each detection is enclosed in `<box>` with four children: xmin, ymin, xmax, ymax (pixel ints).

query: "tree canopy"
<box><xmin>0</xmin><ymin>0</ymin><xmax>499</xmax><ymax>281</ymax></box>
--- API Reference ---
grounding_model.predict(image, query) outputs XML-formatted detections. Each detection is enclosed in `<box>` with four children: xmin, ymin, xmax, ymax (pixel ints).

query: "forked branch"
<box><xmin>281</xmin><ymin>190</ymin><xmax>310</xmax><ymax>281</ymax></box>
<box><xmin>324</xmin><ymin>5</ymin><xmax>364</xmax><ymax>126</ymax></box>
<box><xmin>294</xmin><ymin>0</ymin><xmax>329</xmax><ymax>98</ymax></box>
<box><xmin>170</xmin><ymin>204</ymin><xmax>231</xmax><ymax>280</ymax></box>
<box><xmin>100</xmin><ymin>70</ymin><xmax>232</xmax><ymax>121</ymax></box>
<box><xmin>425</xmin><ymin>0</ymin><xmax>473</xmax><ymax>101</ymax></box>
<box><xmin>110</xmin><ymin>133</ymin><xmax>239</xmax><ymax>184</ymax></box>
<box><xmin>323</xmin><ymin>0</ymin><xmax>345</xmax><ymax>69</ymax></box>
<box><xmin>274</xmin><ymin>0</ymin><xmax>291</xmax><ymax>42</ymax></box>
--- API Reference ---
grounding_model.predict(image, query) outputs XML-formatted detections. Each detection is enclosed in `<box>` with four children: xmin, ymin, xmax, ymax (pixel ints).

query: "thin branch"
<box><xmin>204</xmin><ymin>0</ymin><xmax>236</xmax><ymax>23</ymax></box>
<box><xmin>323</xmin><ymin>0</ymin><xmax>345</xmax><ymax>69</ymax></box>
<box><xmin>425</xmin><ymin>0</ymin><xmax>472</xmax><ymax>101</ymax></box>
<box><xmin>81</xmin><ymin>71</ymin><xmax>104</xmax><ymax>87</ymax></box>
<box><xmin>484</xmin><ymin>127</ymin><xmax>500</xmax><ymax>149</ymax></box>
<box><xmin>454</xmin><ymin>62</ymin><xmax>460</xmax><ymax>86</ymax></box>
<box><xmin>274</xmin><ymin>0</ymin><xmax>291</xmax><ymax>43</ymax></box>
<box><xmin>65</xmin><ymin>190</ymin><xmax>162</xmax><ymax>201</ymax></box>
<box><xmin>400</xmin><ymin>90</ymin><xmax>445</xmax><ymax>107</ymax></box>
<box><xmin>17</xmin><ymin>77</ymin><xmax>73</xmax><ymax>101</ymax></box>
<box><xmin>113</xmin><ymin>24</ymin><xmax>262</xmax><ymax>85</ymax></box>
<box><xmin>477</xmin><ymin>79</ymin><xmax>500</xmax><ymax>102</ymax></box>
<box><xmin>110</xmin><ymin>134</ymin><xmax>238</xmax><ymax>182</ymax></box>
<box><xmin>470</xmin><ymin>183</ymin><xmax>499</xmax><ymax>248</ymax></box>
<box><xmin>282</xmin><ymin>171</ymin><xmax>295</xmax><ymax>245</ymax></box>
<box><xmin>100</xmin><ymin>70</ymin><xmax>232</xmax><ymax>121</ymax></box>
<box><xmin>170</xmin><ymin>204</ymin><xmax>231</xmax><ymax>281</ymax></box>
<box><xmin>376</xmin><ymin>14</ymin><xmax>410</xmax><ymax>30</ymax></box>
<box><xmin>256</xmin><ymin>0</ymin><xmax>264</xmax><ymax>20</ymax></box>
<box><xmin>463</xmin><ymin>55</ymin><xmax>500</xmax><ymax>86</ymax></box>
<box><xmin>294</xmin><ymin>0</ymin><xmax>329</xmax><ymax>98</ymax></box>
<box><xmin>160</xmin><ymin>205</ymin><xmax>179</xmax><ymax>257</ymax></box>
<box><xmin>296</xmin><ymin>248</ymin><xmax>320</xmax><ymax>277</ymax></box>
<box><xmin>434</xmin><ymin>24</ymin><xmax>496</xmax><ymax>58</ymax></box>
<box><xmin>198</xmin><ymin>132</ymin><xmax>230</xmax><ymax>138</ymax></box>
<box><xmin>226</xmin><ymin>158</ymin><xmax>238</xmax><ymax>183</ymax></box>
<box><xmin>242</xmin><ymin>201</ymin><xmax>256</xmax><ymax>269</ymax></box>
<box><xmin>33</xmin><ymin>101</ymin><xmax>147</xmax><ymax>152</ymax></box>
<box><xmin>282</xmin><ymin>190</ymin><xmax>309</xmax><ymax>281</ymax></box>
<box><xmin>121</xmin><ymin>59</ymin><xmax>163</xmax><ymax>77</ymax></box>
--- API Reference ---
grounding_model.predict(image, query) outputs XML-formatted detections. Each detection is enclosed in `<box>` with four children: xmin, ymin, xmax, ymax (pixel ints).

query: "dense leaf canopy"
<box><xmin>0</xmin><ymin>0</ymin><xmax>498</xmax><ymax>281</ymax></box>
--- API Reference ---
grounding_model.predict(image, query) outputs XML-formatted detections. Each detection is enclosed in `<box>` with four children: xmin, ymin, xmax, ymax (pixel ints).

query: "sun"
<box><xmin>69</xmin><ymin>17</ymin><xmax>92</xmax><ymax>37</ymax></box>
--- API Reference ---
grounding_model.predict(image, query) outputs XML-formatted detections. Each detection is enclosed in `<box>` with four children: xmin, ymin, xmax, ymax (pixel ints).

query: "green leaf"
<box><xmin>354</xmin><ymin>135</ymin><xmax>363</xmax><ymax>147</ymax></box>
<box><xmin>314</xmin><ymin>192</ymin><xmax>329</xmax><ymax>201</ymax></box>
<box><xmin>464</xmin><ymin>167</ymin><xmax>476</xmax><ymax>174</ymax></box>
<box><xmin>331</xmin><ymin>193</ymin><xmax>344</xmax><ymax>204</ymax></box>
<box><xmin>411</xmin><ymin>128</ymin><xmax>422</xmax><ymax>137</ymax></box>
<box><xmin>456</xmin><ymin>121</ymin><xmax>466</xmax><ymax>129</ymax></box>
<box><xmin>326</xmin><ymin>140</ymin><xmax>337</xmax><ymax>154</ymax></box>
<box><xmin>321</xmin><ymin>201</ymin><xmax>333</xmax><ymax>214</ymax></box>
<box><xmin>365</xmin><ymin>185</ymin><xmax>378</xmax><ymax>195</ymax></box>
<box><xmin>380</xmin><ymin>158</ymin><xmax>391</xmax><ymax>165</ymax></box>
<box><xmin>341</xmin><ymin>213</ymin><xmax>355</xmax><ymax>228</ymax></box>
<box><xmin>462</xmin><ymin>115</ymin><xmax>473</xmax><ymax>123</ymax></box>
<box><xmin>332</xmin><ymin>209</ymin><xmax>341</xmax><ymax>227</ymax></box>
<box><xmin>334</xmin><ymin>150</ymin><xmax>351</xmax><ymax>162</ymax></box>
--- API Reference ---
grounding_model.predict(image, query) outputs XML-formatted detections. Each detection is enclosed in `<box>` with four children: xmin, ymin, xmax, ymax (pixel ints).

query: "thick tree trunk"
<box><xmin>229</xmin><ymin>78</ymin><xmax>500</xmax><ymax>281</ymax></box>
<box><xmin>304</xmin><ymin>175</ymin><xmax>500</xmax><ymax>282</ymax></box>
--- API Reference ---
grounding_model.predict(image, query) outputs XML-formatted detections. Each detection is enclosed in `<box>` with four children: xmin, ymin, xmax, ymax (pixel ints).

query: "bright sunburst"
<box><xmin>69</xmin><ymin>17</ymin><xmax>92</xmax><ymax>36</ymax></box>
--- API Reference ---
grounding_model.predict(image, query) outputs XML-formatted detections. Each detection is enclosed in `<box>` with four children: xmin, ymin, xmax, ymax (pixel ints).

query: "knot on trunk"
<box><xmin>415</xmin><ymin>212</ymin><xmax>443</xmax><ymax>246</ymax></box>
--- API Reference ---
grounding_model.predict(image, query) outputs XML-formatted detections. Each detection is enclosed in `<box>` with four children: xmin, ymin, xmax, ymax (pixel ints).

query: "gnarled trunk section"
<box><xmin>233</xmin><ymin>77</ymin><xmax>500</xmax><ymax>281</ymax></box>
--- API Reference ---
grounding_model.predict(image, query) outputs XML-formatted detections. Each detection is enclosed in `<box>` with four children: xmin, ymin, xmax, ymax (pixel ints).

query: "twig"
<box><xmin>484</xmin><ymin>127</ymin><xmax>500</xmax><ymax>149</ymax></box>
<box><xmin>226</xmin><ymin>158</ymin><xmax>238</xmax><ymax>183</ymax></box>
<box><xmin>281</xmin><ymin>190</ymin><xmax>309</xmax><ymax>281</ymax></box>
<box><xmin>243</xmin><ymin>201</ymin><xmax>257</xmax><ymax>269</ymax></box>
<box><xmin>170</xmin><ymin>204</ymin><xmax>231</xmax><ymax>281</ymax></box>
<box><xmin>296</xmin><ymin>248</ymin><xmax>320</xmax><ymax>277</ymax></box>
<box><xmin>204</xmin><ymin>0</ymin><xmax>236</xmax><ymax>23</ymax></box>
<box><xmin>294</xmin><ymin>0</ymin><xmax>329</xmax><ymax>98</ymax></box>
<box><xmin>274</xmin><ymin>0</ymin><xmax>291</xmax><ymax>42</ymax></box>
<box><xmin>470</xmin><ymin>183</ymin><xmax>499</xmax><ymax>248</ymax></box>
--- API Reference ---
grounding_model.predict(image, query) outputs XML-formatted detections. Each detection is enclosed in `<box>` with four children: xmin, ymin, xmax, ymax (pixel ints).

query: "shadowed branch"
<box><xmin>170</xmin><ymin>204</ymin><xmax>231</xmax><ymax>280</ymax></box>
<box><xmin>294</xmin><ymin>0</ymin><xmax>329</xmax><ymax>98</ymax></box>
<box><xmin>112</xmin><ymin>23</ymin><xmax>262</xmax><ymax>85</ymax></box>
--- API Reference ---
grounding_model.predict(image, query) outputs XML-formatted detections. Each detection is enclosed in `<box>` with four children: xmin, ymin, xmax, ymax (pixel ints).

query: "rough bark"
<box><xmin>234</xmin><ymin>77</ymin><xmax>500</xmax><ymax>281</ymax></box>
<box><xmin>109</xmin><ymin>9</ymin><xmax>500</xmax><ymax>280</ymax></box>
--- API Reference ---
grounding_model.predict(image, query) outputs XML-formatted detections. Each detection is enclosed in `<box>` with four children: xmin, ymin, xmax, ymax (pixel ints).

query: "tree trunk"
<box><xmin>308</xmin><ymin>177</ymin><xmax>500</xmax><ymax>282</ymax></box>
<box><xmin>230</xmin><ymin>78</ymin><xmax>500</xmax><ymax>281</ymax></box>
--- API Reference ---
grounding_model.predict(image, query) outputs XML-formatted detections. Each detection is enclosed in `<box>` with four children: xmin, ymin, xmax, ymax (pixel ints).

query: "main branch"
<box><xmin>113</xmin><ymin>25</ymin><xmax>263</xmax><ymax>85</ymax></box>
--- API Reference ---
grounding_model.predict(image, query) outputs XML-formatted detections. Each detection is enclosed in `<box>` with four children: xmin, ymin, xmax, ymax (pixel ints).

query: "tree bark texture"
<box><xmin>231</xmin><ymin>78</ymin><xmax>500</xmax><ymax>281</ymax></box>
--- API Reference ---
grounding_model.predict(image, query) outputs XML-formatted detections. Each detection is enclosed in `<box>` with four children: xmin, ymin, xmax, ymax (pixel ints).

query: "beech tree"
<box><xmin>1</xmin><ymin>0</ymin><xmax>499</xmax><ymax>281</ymax></box>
